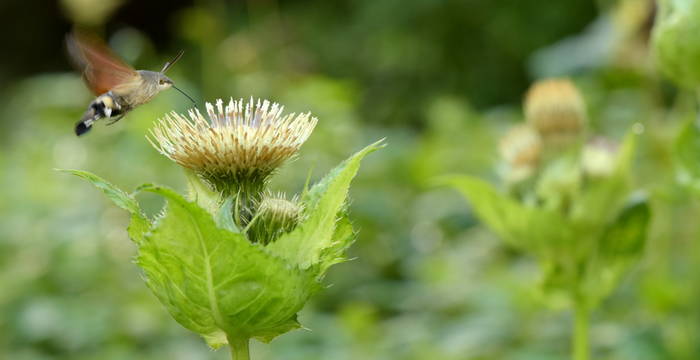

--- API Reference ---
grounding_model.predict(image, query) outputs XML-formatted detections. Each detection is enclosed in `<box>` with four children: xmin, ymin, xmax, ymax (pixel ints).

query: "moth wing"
<box><xmin>66</xmin><ymin>31</ymin><xmax>140</xmax><ymax>96</ymax></box>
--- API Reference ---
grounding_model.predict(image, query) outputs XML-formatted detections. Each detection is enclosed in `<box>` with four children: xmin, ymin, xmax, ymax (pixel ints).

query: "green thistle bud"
<box><xmin>524</xmin><ymin>78</ymin><xmax>587</xmax><ymax>148</ymax></box>
<box><xmin>248</xmin><ymin>193</ymin><xmax>303</xmax><ymax>244</ymax></box>
<box><xmin>652</xmin><ymin>0</ymin><xmax>700</xmax><ymax>89</ymax></box>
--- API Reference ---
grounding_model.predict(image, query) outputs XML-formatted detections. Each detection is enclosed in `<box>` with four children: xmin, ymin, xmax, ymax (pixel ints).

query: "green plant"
<box><xmin>652</xmin><ymin>0</ymin><xmax>700</xmax><ymax>90</ymax></box>
<box><xmin>63</xmin><ymin>98</ymin><xmax>383</xmax><ymax>359</ymax></box>
<box><xmin>443</xmin><ymin>79</ymin><xmax>651</xmax><ymax>360</ymax></box>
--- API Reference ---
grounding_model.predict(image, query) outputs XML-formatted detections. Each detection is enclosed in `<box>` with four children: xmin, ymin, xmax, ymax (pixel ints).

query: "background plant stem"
<box><xmin>573</xmin><ymin>303</ymin><xmax>590</xmax><ymax>360</ymax></box>
<box><xmin>228</xmin><ymin>336</ymin><xmax>250</xmax><ymax>360</ymax></box>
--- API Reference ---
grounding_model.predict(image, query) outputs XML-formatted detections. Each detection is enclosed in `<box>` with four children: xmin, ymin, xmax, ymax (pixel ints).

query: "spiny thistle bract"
<box><xmin>247</xmin><ymin>192</ymin><xmax>303</xmax><ymax>244</ymax></box>
<box><xmin>63</xmin><ymin>97</ymin><xmax>383</xmax><ymax>359</ymax></box>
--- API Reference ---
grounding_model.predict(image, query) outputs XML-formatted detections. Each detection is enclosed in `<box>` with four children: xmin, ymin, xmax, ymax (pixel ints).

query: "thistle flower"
<box><xmin>65</xmin><ymin>93</ymin><xmax>383</xmax><ymax>360</ymax></box>
<box><xmin>524</xmin><ymin>78</ymin><xmax>587</xmax><ymax>148</ymax></box>
<box><xmin>149</xmin><ymin>98</ymin><xmax>318</xmax><ymax>196</ymax></box>
<box><xmin>499</xmin><ymin>124</ymin><xmax>542</xmax><ymax>183</ymax></box>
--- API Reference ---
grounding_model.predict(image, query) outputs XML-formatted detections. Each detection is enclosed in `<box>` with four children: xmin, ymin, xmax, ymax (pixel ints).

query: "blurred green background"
<box><xmin>1</xmin><ymin>0</ymin><xmax>698</xmax><ymax>359</ymax></box>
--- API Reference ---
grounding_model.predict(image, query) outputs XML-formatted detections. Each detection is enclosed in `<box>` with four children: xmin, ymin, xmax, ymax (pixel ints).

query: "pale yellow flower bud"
<box><xmin>524</xmin><ymin>78</ymin><xmax>587</xmax><ymax>147</ymax></box>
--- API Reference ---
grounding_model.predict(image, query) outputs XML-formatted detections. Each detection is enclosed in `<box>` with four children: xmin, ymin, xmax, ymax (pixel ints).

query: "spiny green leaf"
<box><xmin>267</xmin><ymin>140</ymin><xmax>384</xmax><ymax>271</ymax></box>
<box><xmin>317</xmin><ymin>214</ymin><xmax>357</xmax><ymax>276</ymax></box>
<box><xmin>60</xmin><ymin>169</ymin><xmax>141</xmax><ymax>215</ymax></box>
<box><xmin>60</xmin><ymin>169</ymin><xmax>150</xmax><ymax>244</ymax></box>
<box><xmin>136</xmin><ymin>185</ymin><xmax>317</xmax><ymax>347</ymax></box>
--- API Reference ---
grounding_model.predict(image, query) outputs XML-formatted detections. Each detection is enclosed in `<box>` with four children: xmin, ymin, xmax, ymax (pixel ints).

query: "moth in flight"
<box><xmin>66</xmin><ymin>31</ymin><xmax>194</xmax><ymax>135</ymax></box>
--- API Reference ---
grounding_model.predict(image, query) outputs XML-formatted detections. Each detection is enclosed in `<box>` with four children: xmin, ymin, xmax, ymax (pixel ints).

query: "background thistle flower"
<box><xmin>524</xmin><ymin>78</ymin><xmax>587</xmax><ymax>148</ymax></box>
<box><xmin>445</xmin><ymin>131</ymin><xmax>649</xmax><ymax>360</ymax></box>
<box><xmin>499</xmin><ymin>124</ymin><xmax>542</xmax><ymax>184</ymax></box>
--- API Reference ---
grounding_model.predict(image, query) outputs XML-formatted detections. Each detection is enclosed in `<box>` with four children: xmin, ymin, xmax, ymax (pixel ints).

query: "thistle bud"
<box><xmin>652</xmin><ymin>0</ymin><xmax>700</xmax><ymax>88</ymax></box>
<box><xmin>524</xmin><ymin>78</ymin><xmax>587</xmax><ymax>148</ymax></box>
<box><xmin>582</xmin><ymin>137</ymin><xmax>618</xmax><ymax>178</ymax></box>
<box><xmin>499</xmin><ymin>125</ymin><xmax>542</xmax><ymax>183</ymax></box>
<box><xmin>248</xmin><ymin>193</ymin><xmax>303</xmax><ymax>244</ymax></box>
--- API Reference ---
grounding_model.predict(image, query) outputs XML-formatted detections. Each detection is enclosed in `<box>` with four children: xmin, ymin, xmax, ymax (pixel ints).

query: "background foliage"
<box><xmin>1</xmin><ymin>0</ymin><xmax>698</xmax><ymax>359</ymax></box>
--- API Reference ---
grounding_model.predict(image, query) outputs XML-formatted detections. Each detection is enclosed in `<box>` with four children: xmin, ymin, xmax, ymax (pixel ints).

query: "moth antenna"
<box><xmin>161</xmin><ymin>50</ymin><xmax>184</xmax><ymax>73</ymax></box>
<box><xmin>172</xmin><ymin>85</ymin><xmax>196</xmax><ymax>105</ymax></box>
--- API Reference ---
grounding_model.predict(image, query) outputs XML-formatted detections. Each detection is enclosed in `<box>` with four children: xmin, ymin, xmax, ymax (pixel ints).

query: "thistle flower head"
<box><xmin>524</xmin><ymin>78</ymin><xmax>587</xmax><ymax>147</ymax></box>
<box><xmin>499</xmin><ymin>124</ymin><xmax>542</xmax><ymax>183</ymax></box>
<box><xmin>149</xmin><ymin>98</ymin><xmax>318</xmax><ymax>194</ymax></box>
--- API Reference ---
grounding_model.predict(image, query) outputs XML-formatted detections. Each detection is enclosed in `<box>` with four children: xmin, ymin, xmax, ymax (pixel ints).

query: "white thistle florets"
<box><xmin>149</xmin><ymin>98</ymin><xmax>318</xmax><ymax>193</ymax></box>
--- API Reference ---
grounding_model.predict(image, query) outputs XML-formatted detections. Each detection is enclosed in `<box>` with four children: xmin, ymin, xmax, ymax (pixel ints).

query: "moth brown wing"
<box><xmin>66</xmin><ymin>31</ymin><xmax>140</xmax><ymax>96</ymax></box>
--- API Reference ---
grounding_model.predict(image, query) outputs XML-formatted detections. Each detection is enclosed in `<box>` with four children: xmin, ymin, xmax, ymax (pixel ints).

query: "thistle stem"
<box><xmin>573</xmin><ymin>303</ymin><xmax>590</xmax><ymax>360</ymax></box>
<box><xmin>228</xmin><ymin>336</ymin><xmax>251</xmax><ymax>360</ymax></box>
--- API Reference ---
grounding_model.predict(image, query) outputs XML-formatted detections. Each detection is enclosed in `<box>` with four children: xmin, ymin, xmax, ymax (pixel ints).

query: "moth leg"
<box><xmin>106</xmin><ymin>114</ymin><xmax>125</xmax><ymax>125</ymax></box>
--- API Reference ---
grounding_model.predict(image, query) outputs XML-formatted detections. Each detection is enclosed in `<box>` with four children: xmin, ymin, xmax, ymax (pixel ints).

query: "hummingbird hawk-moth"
<box><xmin>66</xmin><ymin>31</ymin><xmax>194</xmax><ymax>136</ymax></box>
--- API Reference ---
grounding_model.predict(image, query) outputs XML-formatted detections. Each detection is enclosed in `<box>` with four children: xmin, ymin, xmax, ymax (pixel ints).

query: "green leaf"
<box><xmin>184</xmin><ymin>168</ymin><xmax>220</xmax><ymax>214</ymax></box>
<box><xmin>317</xmin><ymin>214</ymin><xmax>357</xmax><ymax>275</ymax></box>
<box><xmin>267</xmin><ymin>140</ymin><xmax>384</xmax><ymax>271</ymax></box>
<box><xmin>215</xmin><ymin>197</ymin><xmax>240</xmax><ymax>233</ymax></box>
<box><xmin>652</xmin><ymin>0</ymin><xmax>700</xmax><ymax>88</ymax></box>
<box><xmin>136</xmin><ymin>185</ymin><xmax>317</xmax><ymax>347</ymax></box>
<box><xmin>61</xmin><ymin>169</ymin><xmax>141</xmax><ymax>214</ymax></box>
<box><xmin>443</xmin><ymin>175</ymin><xmax>576</xmax><ymax>257</ymax></box>
<box><xmin>578</xmin><ymin>196</ymin><xmax>651</xmax><ymax>308</ymax></box>
<box><xmin>675</xmin><ymin>118</ymin><xmax>700</xmax><ymax>182</ymax></box>
<box><xmin>599</xmin><ymin>197</ymin><xmax>651</xmax><ymax>259</ymax></box>
<box><xmin>60</xmin><ymin>169</ymin><xmax>150</xmax><ymax>244</ymax></box>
